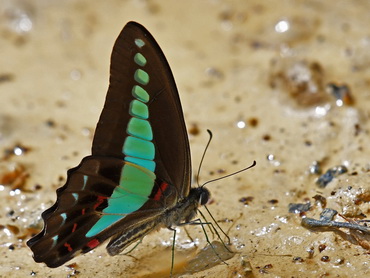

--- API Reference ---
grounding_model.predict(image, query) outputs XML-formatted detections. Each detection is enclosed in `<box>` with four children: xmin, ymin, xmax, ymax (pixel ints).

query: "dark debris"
<box><xmin>288</xmin><ymin>202</ymin><xmax>312</xmax><ymax>213</ymax></box>
<box><xmin>316</xmin><ymin>165</ymin><xmax>348</xmax><ymax>188</ymax></box>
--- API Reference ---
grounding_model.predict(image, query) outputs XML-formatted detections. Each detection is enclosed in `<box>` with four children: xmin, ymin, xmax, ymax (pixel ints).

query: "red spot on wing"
<box><xmin>154</xmin><ymin>182</ymin><xmax>169</xmax><ymax>201</ymax></box>
<box><xmin>86</xmin><ymin>239</ymin><xmax>100</xmax><ymax>249</ymax></box>
<box><xmin>64</xmin><ymin>242</ymin><xmax>73</xmax><ymax>252</ymax></box>
<box><xmin>72</xmin><ymin>223</ymin><xmax>77</xmax><ymax>233</ymax></box>
<box><xmin>81</xmin><ymin>208</ymin><xmax>86</xmax><ymax>215</ymax></box>
<box><xmin>93</xmin><ymin>196</ymin><xmax>108</xmax><ymax>210</ymax></box>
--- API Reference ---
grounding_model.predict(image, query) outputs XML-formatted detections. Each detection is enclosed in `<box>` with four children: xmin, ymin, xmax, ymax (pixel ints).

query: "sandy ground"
<box><xmin>0</xmin><ymin>0</ymin><xmax>369</xmax><ymax>277</ymax></box>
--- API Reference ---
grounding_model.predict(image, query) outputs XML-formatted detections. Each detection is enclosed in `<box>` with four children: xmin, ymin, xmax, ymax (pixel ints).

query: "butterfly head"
<box><xmin>199</xmin><ymin>187</ymin><xmax>210</xmax><ymax>206</ymax></box>
<box><xmin>190</xmin><ymin>186</ymin><xmax>210</xmax><ymax>206</ymax></box>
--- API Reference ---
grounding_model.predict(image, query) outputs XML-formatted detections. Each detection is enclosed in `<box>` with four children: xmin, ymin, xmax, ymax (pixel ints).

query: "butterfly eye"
<box><xmin>199</xmin><ymin>188</ymin><xmax>210</xmax><ymax>206</ymax></box>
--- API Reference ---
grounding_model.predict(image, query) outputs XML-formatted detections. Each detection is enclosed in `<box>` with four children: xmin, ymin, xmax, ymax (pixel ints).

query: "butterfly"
<box><xmin>27</xmin><ymin>21</ymin><xmax>213</xmax><ymax>269</ymax></box>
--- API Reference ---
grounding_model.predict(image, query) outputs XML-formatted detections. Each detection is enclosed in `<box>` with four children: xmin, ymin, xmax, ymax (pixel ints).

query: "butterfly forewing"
<box><xmin>27</xmin><ymin>22</ymin><xmax>192</xmax><ymax>268</ymax></box>
<box><xmin>93</xmin><ymin>22</ymin><xmax>191</xmax><ymax>197</ymax></box>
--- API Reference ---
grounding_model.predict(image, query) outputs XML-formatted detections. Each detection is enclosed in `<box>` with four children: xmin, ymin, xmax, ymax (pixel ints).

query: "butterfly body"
<box><xmin>107</xmin><ymin>186</ymin><xmax>210</xmax><ymax>256</ymax></box>
<box><xmin>27</xmin><ymin>21</ymin><xmax>210</xmax><ymax>268</ymax></box>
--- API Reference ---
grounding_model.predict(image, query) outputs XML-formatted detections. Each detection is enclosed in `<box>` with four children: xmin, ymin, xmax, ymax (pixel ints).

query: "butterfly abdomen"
<box><xmin>106</xmin><ymin>215</ymin><xmax>162</xmax><ymax>256</ymax></box>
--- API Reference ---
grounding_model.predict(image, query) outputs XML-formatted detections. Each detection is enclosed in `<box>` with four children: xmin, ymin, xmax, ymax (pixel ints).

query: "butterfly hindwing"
<box><xmin>27</xmin><ymin>22</ymin><xmax>192</xmax><ymax>267</ymax></box>
<box><xmin>28</xmin><ymin>156</ymin><xmax>124</xmax><ymax>266</ymax></box>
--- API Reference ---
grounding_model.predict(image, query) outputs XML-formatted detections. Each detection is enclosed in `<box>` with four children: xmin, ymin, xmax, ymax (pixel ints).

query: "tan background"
<box><xmin>0</xmin><ymin>0</ymin><xmax>369</xmax><ymax>277</ymax></box>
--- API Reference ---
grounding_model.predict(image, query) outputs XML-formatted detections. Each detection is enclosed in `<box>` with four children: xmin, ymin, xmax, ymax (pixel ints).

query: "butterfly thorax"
<box><xmin>162</xmin><ymin>187</ymin><xmax>211</xmax><ymax>228</ymax></box>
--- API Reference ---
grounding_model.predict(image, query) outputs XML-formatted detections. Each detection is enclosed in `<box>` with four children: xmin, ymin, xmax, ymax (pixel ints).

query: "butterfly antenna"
<box><xmin>196</xmin><ymin>129</ymin><xmax>213</xmax><ymax>187</ymax></box>
<box><xmin>202</xmin><ymin>160</ymin><xmax>256</xmax><ymax>188</ymax></box>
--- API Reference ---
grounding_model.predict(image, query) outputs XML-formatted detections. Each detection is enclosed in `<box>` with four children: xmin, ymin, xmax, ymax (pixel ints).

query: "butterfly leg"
<box><xmin>183</xmin><ymin>226</ymin><xmax>195</xmax><ymax>244</ymax></box>
<box><xmin>189</xmin><ymin>219</ymin><xmax>230</xmax><ymax>266</ymax></box>
<box><xmin>167</xmin><ymin>226</ymin><xmax>177</xmax><ymax>278</ymax></box>
<box><xmin>202</xmin><ymin>205</ymin><xmax>231</xmax><ymax>245</ymax></box>
<box><xmin>123</xmin><ymin>238</ymin><xmax>143</xmax><ymax>256</ymax></box>
<box><xmin>180</xmin><ymin>208</ymin><xmax>232</xmax><ymax>253</ymax></box>
<box><xmin>198</xmin><ymin>208</ymin><xmax>233</xmax><ymax>254</ymax></box>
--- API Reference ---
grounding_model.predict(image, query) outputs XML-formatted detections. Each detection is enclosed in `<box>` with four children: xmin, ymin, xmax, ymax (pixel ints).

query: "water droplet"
<box><xmin>267</xmin><ymin>154</ymin><xmax>275</xmax><ymax>161</ymax></box>
<box><xmin>336</xmin><ymin>99</ymin><xmax>343</xmax><ymax>107</ymax></box>
<box><xmin>236</xmin><ymin>121</ymin><xmax>246</xmax><ymax>129</ymax></box>
<box><xmin>17</xmin><ymin>15</ymin><xmax>32</xmax><ymax>32</ymax></box>
<box><xmin>5</xmin><ymin>2</ymin><xmax>34</xmax><ymax>33</ymax></box>
<box><xmin>13</xmin><ymin>146</ymin><xmax>23</xmax><ymax>156</ymax></box>
<box><xmin>314</xmin><ymin>105</ymin><xmax>330</xmax><ymax>117</ymax></box>
<box><xmin>275</xmin><ymin>19</ymin><xmax>290</xmax><ymax>33</ymax></box>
